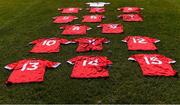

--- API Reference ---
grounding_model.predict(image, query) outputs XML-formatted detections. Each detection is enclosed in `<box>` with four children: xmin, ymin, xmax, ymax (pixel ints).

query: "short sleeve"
<box><xmin>122</xmin><ymin>36</ymin><xmax>130</xmax><ymax>43</ymax></box>
<box><xmin>73</xmin><ymin>16</ymin><xmax>78</xmax><ymax>19</ymax></box>
<box><xmin>102</xmin><ymin>15</ymin><xmax>105</xmax><ymax>18</ymax></box>
<box><xmin>58</xmin><ymin>8</ymin><xmax>63</xmax><ymax>11</ymax></box>
<box><xmin>128</xmin><ymin>55</ymin><xmax>137</xmax><ymax>61</ymax></box>
<box><xmin>158</xmin><ymin>55</ymin><xmax>176</xmax><ymax>64</ymax></box>
<box><xmin>86</xmin><ymin>26</ymin><xmax>92</xmax><ymax>30</ymax></box>
<box><xmin>101</xmin><ymin>38</ymin><xmax>110</xmax><ymax>43</ymax></box>
<box><xmin>117</xmin><ymin>8</ymin><xmax>122</xmax><ymax>10</ymax></box>
<box><xmin>106</xmin><ymin>59</ymin><xmax>112</xmax><ymax>65</ymax></box>
<box><xmin>97</xmin><ymin>24</ymin><xmax>103</xmax><ymax>27</ymax></box>
<box><xmin>46</xmin><ymin>60</ymin><xmax>61</xmax><ymax>68</ymax></box>
<box><xmin>59</xmin><ymin>25</ymin><xmax>66</xmax><ymax>29</ymax></box>
<box><xmin>118</xmin><ymin>15</ymin><xmax>122</xmax><ymax>18</ymax></box>
<box><xmin>67</xmin><ymin>56</ymin><xmax>82</xmax><ymax>65</ymax></box>
<box><xmin>105</xmin><ymin>2</ymin><xmax>110</xmax><ymax>5</ymax></box>
<box><xmin>149</xmin><ymin>37</ymin><xmax>160</xmax><ymax>43</ymax></box>
<box><xmin>59</xmin><ymin>38</ymin><xmax>71</xmax><ymax>44</ymax></box>
<box><xmin>5</xmin><ymin>61</ymin><xmax>19</xmax><ymax>70</ymax></box>
<box><xmin>52</xmin><ymin>16</ymin><xmax>58</xmax><ymax>19</ymax></box>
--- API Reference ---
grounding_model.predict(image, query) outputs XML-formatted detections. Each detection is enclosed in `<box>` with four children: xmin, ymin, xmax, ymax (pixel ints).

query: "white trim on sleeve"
<box><xmin>52</xmin><ymin>63</ymin><xmax>61</xmax><ymax>68</ymax></box>
<box><xmin>169</xmin><ymin>61</ymin><xmax>176</xmax><ymax>64</ymax></box>
<box><xmin>67</xmin><ymin>61</ymin><xmax>74</xmax><ymax>65</ymax></box>
<box><xmin>4</xmin><ymin>66</ymin><xmax>13</xmax><ymax>70</ymax></box>
<box><xmin>154</xmin><ymin>40</ymin><xmax>160</xmax><ymax>43</ymax></box>
<box><xmin>87</xmin><ymin>27</ymin><xmax>92</xmax><ymax>30</ymax></box>
<box><xmin>122</xmin><ymin>40</ymin><xmax>127</xmax><ymax>43</ymax></box>
<box><xmin>128</xmin><ymin>57</ymin><xmax>136</xmax><ymax>61</ymax></box>
<box><xmin>104</xmin><ymin>40</ymin><xmax>111</xmax><ymax>44</ymax></box>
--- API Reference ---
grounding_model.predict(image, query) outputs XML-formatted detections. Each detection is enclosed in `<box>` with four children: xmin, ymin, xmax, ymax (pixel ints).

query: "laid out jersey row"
<box><xmin>4</xmin><ymin>3</ymin><xmax>177</xmax><ymax>84</ymax></box>
<box><xmin>5</xmin><ymin>54</ymin><xmax>176</xmax><ymax>84</ymax></box>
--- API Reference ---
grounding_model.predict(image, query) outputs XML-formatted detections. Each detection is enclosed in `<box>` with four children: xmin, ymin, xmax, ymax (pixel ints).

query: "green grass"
<box><xmin>0</xmin><ymin>0</ymin><xmax>180</xmax><ymax>104</ymax></box>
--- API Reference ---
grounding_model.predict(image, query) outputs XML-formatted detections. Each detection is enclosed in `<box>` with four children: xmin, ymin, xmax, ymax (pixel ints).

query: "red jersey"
<box><xmin>4</xmin><ymin>58</ymin><xmax>61</xmax><ymax>84</ymax></box>
<box><xmin>72</xmin><ymin>37</ymin><xmax>110</xmax><ymax>52</ymax></box>
<box><xmin>118</xmin><ymin>14</ymin><xmax>143</xmax><ymax>22</ymax></box>
<box><xmin>67</xmin><ymin>56</ymin><xmax>112</xmax><ymax>78</ymax></box>
<box><xmin>60</xmin><ymin>25</ymin><xmax>91</xmax><ymax>35</ymax></box>
<box><xmin>29</xmin><ymin>38</ymin><xmax>71</xmax><ymax>53</ymax></box>
<box><xmin>88</xmin><ymin>8</ymin><xmax>105</xmax><ymax>13</ymax></box>
<box><xmin>118</xmin><ymin>7</ymin><xmax>143</xmax><ymax>13</ymax></box>
<box><xmin>53</xmin><ymin>16</ymin><xmax>78</xmax><ymax>24</ymax></box>
<box><xmin>82</xmin><ymin>15</ymin><xmax>105</xmax><ymax>23</ymax></box>
<box><xmin>97</xmin><ymin>24</ymin><xmax>123</xmax><ymax>34</ymax></box>
<box><xmin>122</xmin><ymin>36</ymin><xmax>160</xmax><ymax>50</ymax></box>
<box><xmin>58</xmin><ymin>7</ymin><xmax>82</xmax><ymax>14</ymax></box>
<box><xmin>128</xmin><ymin>54</ymin><xmax>177</xmax><ymax>76</ymax></box>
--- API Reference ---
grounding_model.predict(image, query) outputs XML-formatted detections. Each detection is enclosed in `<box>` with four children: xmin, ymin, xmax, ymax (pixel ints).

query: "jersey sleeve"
<box><xmin>67</xmin><ymin>56</ymin><xmax>82</xmax><ymax>65</ymax></box>
<box><xmin>73</xmin><ymin>16</ymin><xmax>78</xmax><ymax>19</ymax></box>
<box><xmin>122</xmin><ymin>36</ymin><xmax>130</xmax><ymax>42</ymax></box>
<box><xmin>158</xmin><ymin>55</ymin><xmax>176</xmax><ymax>64</ymax></box>
<box><xmin>79</xmin><ymin>8</ymin><xmax>83</xmax><ymax>10</ymax></box>
<box><xmin>58</xmin><ymin>8</ymin><xmax>63</xmax><ymax>11</ymax></box>
<box><xmin>117</xmin><ymin>8</ymin><xmax>122</xmax><ymax>10</ymax></box>
<box><xmin>52</xmin><ymin>16</ymin><xmax>58</xmax><ymax>19</ymax></box>
<box><xmin>97</xmin><ymin>24</ymin><xmax>103</xmax><ymax>27</ymax></box>
<box><xmin>118</xmin><ymin>15</ymin><xmax>122</xmax><ymax>18</ymax></box>
<box><xmin>128</xmin><ymin>55</ymin><xmax>137</xmax><ymax>61</ymax></box>
<box><xmin>149</xmin><ymin>37</ymin><xmax>160</xmax><ymax>43</ymax></box>
<box><xmin>106</xmin><ymin>59</ymin><xmax>112</xmax><ymax>65</ymax></box>
<box><xmin>86</xmin><ymin>2</ymin><xmax>91</xmax><ymax>5</ymax></box>
<box><xmin>105</xmin><ymin>2</ymin><xmax>110</xmax><ymax>5</ymax></box>
<box><xmin>59</xmin><ymin>38</ymin><xmax>71</xmax><ymax>44</ymax></box>
<box><xmin>59</xmin><ymin>25</ymin><xmax>66</xmax><ymax>29</ymax></box>
<box><xmin>101</xmin><ymin>57</ymin><xmax>112</xmax><ymax>66</ymax></box>
<box><xmin>86</xmin><ymin>26</ymin><xmax>92</xmax><ymax>30</ymax></box>
<box><xmin>101</xmin><ymin>38</ymin><xmax>110</xmax><ymax>43</ymax></box>
<box><xmin>4</xmin><ymin>61</ymin><xmax>19</xmax><ymax>70</ymax></box>
<box><xmin>45</xmin><ymin>60</ymin><xmax>61</xmax><ymax>68</ymax></box>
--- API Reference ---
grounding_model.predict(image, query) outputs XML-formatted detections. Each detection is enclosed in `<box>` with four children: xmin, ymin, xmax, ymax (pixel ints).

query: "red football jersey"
<box><xmin>118</xmin><ymin>7</ymin><xmax>143</xmax><ymax>13</ymax></box>
<box><xmin>4</xmin><ymin>58</ymin><xmax>61</xmax><ymax>84</ymax></box>
<box><xmin>72</xmin><ymin>37</ymin><xmax>110</xmax><ymax>52</ymax></box>
<box><xmin>118</xmin><ymin>14</ymin><xmax>143</xmax><ymax>22</ymax></box>
<box><xmin>58</xmin><ymin>7</ymin><xmax>82</xmax><ymax>14</ymax></box>
<box><xmin>88</xmin><ymin>8</ymin><xmax>105</xmax><ymax>13</ymax></box>
<box><xmin>128</xmin><ymin>54</ymin><xmax>177</xmax><ymax>76</ymax></box>
<box><xmin>82</xmin><ymin>15</ymin><xmax>105</xmax><ymax>23</ymax></box>
<box><xmin>97</xmin><ymin>24</ymin><xmax>124</xmax><ymax>34</ymax></box>
<box><xmin>60</xmin><ymin>25</ymin><xmax>91</xmax><ymax>35</ymax></box>
<box><xmin>53</xmin><ymin>16</ymin><xmax>78</xmax><ymax>23</ymax></box>
<box><xmin>30</xmin><ymin>38</ymin><xmax>71</xmax><ymax>53</ymax></box>
<box><xmin>122</xmin><ymin>36</ymin><xmax>160</xmax><ymax>50</ymax></box>
<box><xmin>67</xmin><ymin>56</ymin><xmax>112</xmax><ymax>78</ymax></box>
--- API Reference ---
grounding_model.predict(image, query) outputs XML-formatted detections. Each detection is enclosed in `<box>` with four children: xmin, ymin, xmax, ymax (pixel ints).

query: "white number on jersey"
<box><xmin>127</xmin><ymin>8</ymin><xmax>133</xmax><ymax>10</ymax></box>
<box><xmin>69</xmin><ymin>8</ymin><xmax>74</xmax><ymax>11</ymax></box>
<box><xmin>110</xmin><ymin>24</ymin><xmax>118</xmax><ymax>29</ymax></box>
<box><xmin>72</xmin><ymin>26</ymin><xmax>80</xmax><ymax>31</ymax></box>
<box><xmin>63</xmin><ymin>16</ymin><xmax>69</xmax><ymax>20</ymax></box>
<box><xmin>82</xmin><ymin>59</ymin><xmax>98</xmax><ymax>66</ymax></box>
<box><xmin>90</xmin><ymin>16</ymin><xmax>97</xmax><ymax>19</ymax></box>
<box><xmin>42</xmin><ymin>40</ymin><xmax>56</xmax><ymax>46</ymax></box>
<box><xmin>21</xmin><ymin>62</ymin><xmax>39</xmax><ymax>71</ymax></box>
<box><xmin>144</xmin><ymin>56</ymin><xmax>162</xmax><ymax>65</ymax></box>
<box><xmin>133</xmin><ymin>38</ymin><xmax>147</xmax><ymax>44</ymax></box>
<box><xmin>88</xmin><ymin>39</ymin><xmax>96</xmax><ymax>45</ymax></box>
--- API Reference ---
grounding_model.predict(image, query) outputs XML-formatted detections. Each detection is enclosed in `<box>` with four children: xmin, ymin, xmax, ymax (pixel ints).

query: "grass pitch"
<box><xmin>0</xmin><ymin>0</ymin><xmax>180</xmax><ymax>104</ymax></box>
